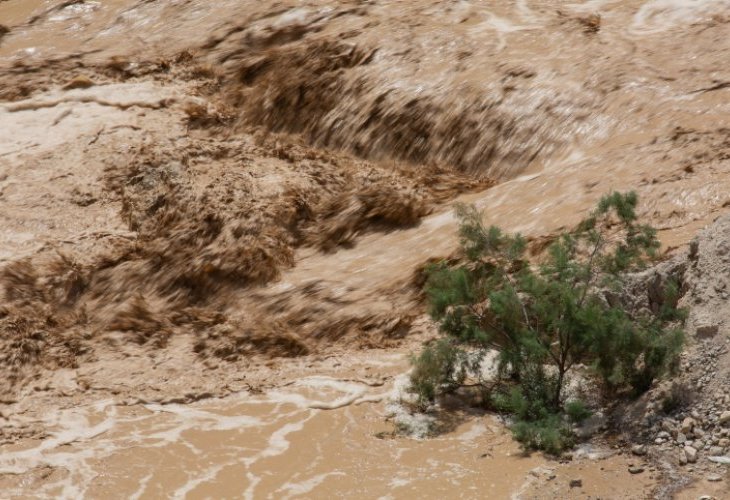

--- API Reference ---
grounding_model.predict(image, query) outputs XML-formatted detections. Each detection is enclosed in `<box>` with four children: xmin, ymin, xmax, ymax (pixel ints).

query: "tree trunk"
<box><xmin>554</xmin><ymin>366</ymin><xmax>565</xmax><ymax>410</ymax></box>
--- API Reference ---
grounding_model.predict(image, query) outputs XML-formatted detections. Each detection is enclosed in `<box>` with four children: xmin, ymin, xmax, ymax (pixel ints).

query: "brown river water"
<box><xmin>1</xmin><ymin>0</ymin><xmax>730</xmax><ymax>498</ymax></box>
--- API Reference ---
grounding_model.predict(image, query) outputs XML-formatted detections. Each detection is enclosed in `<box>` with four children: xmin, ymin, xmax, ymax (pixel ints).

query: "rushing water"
<box><xmin>1</xmin><ymin>0</ymin><xmax>730</xmax><ymax>498</ymax></box>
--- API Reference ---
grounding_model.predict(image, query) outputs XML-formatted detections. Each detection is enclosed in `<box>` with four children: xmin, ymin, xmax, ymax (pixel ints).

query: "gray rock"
<box><xmin>682</xmin><ymin>417</ymin><xmax>696</xmax><ymax>434</ymax></box>
<box><xmin>696</xmin><ymin>323</ymin><xmax>719</xmax><ymax>338</ymax></box>
<box><xmin>684</xmin><ymin>445</ymin><xmax>698</xmax><ymax>463</ymax></box>
<box><xmin>631</xmin><ymin>444</ymin><xmax>647</xmax><ymax>456</ymax></box>
<box><xmin>719</xmin><ymin>411</ymin><xmax>730</xmax><ymax>426</ymax></box>
<box><xmin>569</xmin><ymin>479</ymin><xmax>582</xmax><ymax>488</ymax></box>
<box><xmin>709</xmin><ymin>446</ymin><xmax>725</xmax><ymax>456</ymax></box>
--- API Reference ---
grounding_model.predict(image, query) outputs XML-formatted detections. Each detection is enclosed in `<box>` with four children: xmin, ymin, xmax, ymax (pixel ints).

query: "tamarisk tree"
<box><xmin>411</xmin><ymin>192</ymin><xmax>685</xmax><ymax>453</ymax></box>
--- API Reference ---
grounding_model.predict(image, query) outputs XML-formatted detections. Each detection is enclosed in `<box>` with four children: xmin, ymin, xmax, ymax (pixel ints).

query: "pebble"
<box><xmin>631</xmin><ymin>444</ymin><xmax>647</xmax><ymax>456</ymax></box>
<box><xmin>682</xmin><ymin>417</ymin><xmax>696</xmax><ymax>434</ymax></box>
<box><xmin>719</xmin><ymin>411</ymin><xmax>730</xmax><ymax>426</ymax></box>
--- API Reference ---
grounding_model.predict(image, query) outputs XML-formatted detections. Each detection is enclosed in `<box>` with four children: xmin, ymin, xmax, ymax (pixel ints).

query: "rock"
<box><xmin>569</xmin><ymin>479</ymin><xmax>582</xmax><ymax>488</ymax></box>
<box><xmin>707</xmin><ymin>474</ymin><xmax>723</xmax><ymax>482</ymax></box>
<box><xmin>719</xmin><ymin>411</ymin><xmax>730</xmax><ymax>426</ymax></box>
<box><xmin>709</xmin><ymin>446</ymin><xmax>724</xmax><ymax>456</ymax></box>
<box><xmin>696</xmin><ymin>323</ymin><xmax>719</xmax><ymax>338</ymax></box>
<box><xmin>679</xmin><ymin>449</ymin><xmax>688</xmax><ymax>465</ymax></box>
<box><xmin>628</xmin><ymin>466</ymin><xmax>644</xmax><ymax>474</ymax></box>
<box><xmin>684</xmin><ymin>445</ymin><xmax>698</xmax><ymax>463</ymax></box>
<box><xmin>63</xmin><ymin>75</ymin><xmax>96</xmax><ymax>90</ymax></box>
<box><xmin>529</xmin><ymin>466</ymin><xmax>555</xmax><ymax>479</ymax></box>
<box><xmin>658</xmin><ymin>431</ymin><xmax>671</xmax><ymax>439</ymax></box>
<box><xmin>682</xmin><ymin>417</ymin><xmax>696</xmax><ymax>434</ymax></box>
<box><xmin>631</xmin><ymin>444</ymin><xmax>647</xmax><ymax>456</ymax></box>
<box><xmin>677</xmin><ymin>432</ymin><xmax>688</xmax><ymax>444</ymax></box>
<box><xmin>707</xmin><ymin>455</ymin><xmax>730</xmax><ymax>464</ymax></box>
<box><xmin>661</xmin><ymin>419</ymin><xmax>676</xmax><ymax>434</ymax></box>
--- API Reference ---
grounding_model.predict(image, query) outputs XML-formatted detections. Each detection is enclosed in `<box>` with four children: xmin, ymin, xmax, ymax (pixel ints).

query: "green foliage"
<box><xmin>491</xmin><ymin>367</ymin><xmax>560</xmax><ymax>420</ymax></box>
<box><xmin>412</xmin><ymin>191</ymin><xmax>686</xmax><ymax>454</ymax></box>
<box><xmin>409</xmin><ymin>339</ymin><xmax>466</xmax><ymax>408</ymax></box>
<box><xmin>511</xmin><ymin>416</ymin><xmax>575</xmax><ymax>456</ymax></box>
<box><xmin>565</xmin><ymin>400</ymin><xmax>592</xmax><ymax>424</ymax></box>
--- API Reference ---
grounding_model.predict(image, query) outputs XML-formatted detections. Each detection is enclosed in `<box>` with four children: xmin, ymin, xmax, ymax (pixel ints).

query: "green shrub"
<box><xmin>565</xmin><ymin>400</ymin><xmax>592</xmax><ymax>423</ymax></box>
<box><xmin>511</xmin><ymin>415</ymin><xmax>575</xmax><ymax>456</ymax></box>
<box><xmin>409</xmin><ymin>339</ymin><xmax>466</xmax><ymax>408</ymax></box>
<box><xmin>410</xmin><ymin>192</ymin><xmax>686</xmax><ymax>454</ymax></box>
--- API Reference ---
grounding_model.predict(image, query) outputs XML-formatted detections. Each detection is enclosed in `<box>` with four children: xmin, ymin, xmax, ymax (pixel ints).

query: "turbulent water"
<box><xmin>1</xmin><ymin>0</ymin><xmax>729</xmax><ymax>498</ymax></box>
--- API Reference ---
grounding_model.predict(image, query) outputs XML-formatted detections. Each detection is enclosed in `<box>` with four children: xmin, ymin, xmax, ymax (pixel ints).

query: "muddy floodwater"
<box><xmin>0</xmin><ymin>351</ymin><xmax>656</xmax><ymax>499</ymax></box>
<box><xmin>1</xmin><ymin>0</ymin><xmax>729</xmax><ymax>498</ymax></box>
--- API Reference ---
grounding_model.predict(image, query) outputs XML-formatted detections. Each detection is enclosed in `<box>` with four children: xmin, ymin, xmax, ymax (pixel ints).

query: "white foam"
<box><xmin>279</xmin><ymin>471</ymin><xmax>346</xmax><ymax>499</ymax></box>
<box><xmin>129</xmin><ymin>473</ymin><xmax>153</xmax><ymax>500</ymax></box>
<box><xmin>172</xmin><ymin>463</ymin><xmax>227</xmax><ymax>500</ymax></box>
<box><xmin>632</xmin><ymin>0</ymin><xmax>730</xmax><ymax>34</ymax></box>
<box><xmin>458</xmin><ymin>422</ymin><xmax>488</xmax><ymax>443</ymax></box>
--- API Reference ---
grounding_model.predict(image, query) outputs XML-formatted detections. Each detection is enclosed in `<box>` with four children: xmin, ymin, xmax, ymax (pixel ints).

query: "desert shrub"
<box><xmin>409</xmin><ymin>338</ymin><xmax>467</xmax><ymax>409</ymax></box>
<box><xmin>410</xmin><ymin>192</ymin><xmax>685</xmax><ymax>454</ymax></box>
<box><xmin>511</xmin><ymin>416</ymin><xmax>575</xmax><ymax>456</ymax></box>
<box><xmin>565</xmin><ymin>400</ymin><xmax>592</xmax><ymax>424</ymax></box>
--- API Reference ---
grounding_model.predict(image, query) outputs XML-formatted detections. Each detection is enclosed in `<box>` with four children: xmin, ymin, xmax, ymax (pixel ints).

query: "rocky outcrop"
<box><xmin>615</xmin><ymin>214</ymin><xmax>730</xmax><ymax>477</ymax></box>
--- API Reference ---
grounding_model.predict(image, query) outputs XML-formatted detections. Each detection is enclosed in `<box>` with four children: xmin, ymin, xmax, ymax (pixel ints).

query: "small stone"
<box><xmin>63</xmin><ymin>75</ymin><xmax>95</xmax><ymax>90</ymax></box>
<box><xmin>677</xmin><ymin>432</ymin><xmax>687</xmax><ymax>444</ymax></box>
<box><xmin>569</xmin><ymin>479</ymin><xmax>582</xmax><ymax>488</ymax></box>
<box><xmin>658</xmin><ymin>431</ymin><xmax>671</xmax><ymax>439</ymax></box>
<box><xmin>661</xmin><ymin>420</ymin><xmax>676</xmax><ymax>433</ymax></box>
<box><xmin>679</xmin><ymin>449</ymin><xmax>688</xmax><ymax>465</ymax></box>
<box><xmin>696</xmin><ymin>323</ymin><xmax>719</xmax><ymax>338</ymax></box>
<box><xmin>631</xmin><ymin>444</ymin><xmax>647</xmax><ymax>456</ymax></box>
<box><xmin>707</xmin><ymin>474</ymin><xmax>723</xmax><ymax>482</ymax></box>
<box><xmin>684</xmin><ymin>445</ymin><xmax>698</xmax><ymax>463</ymax></box>
<box><xmin>628</xmin><ymin>466</ymin><xmax>644</xmax><ymax>474</ymax></box>
<box><xmin>709</xmin><ymin>446</ymin><xmax>724</xmax><ymax>456</ymax></box>
<box><xmin>682</xmin><ymin>417</ymin><xmax>696</xmax><ymax>434</ymax></box>
<box><xmin>719</xmin><ymin>411</ymin><xmax>730</xmax><ymax>426</ymax></box>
